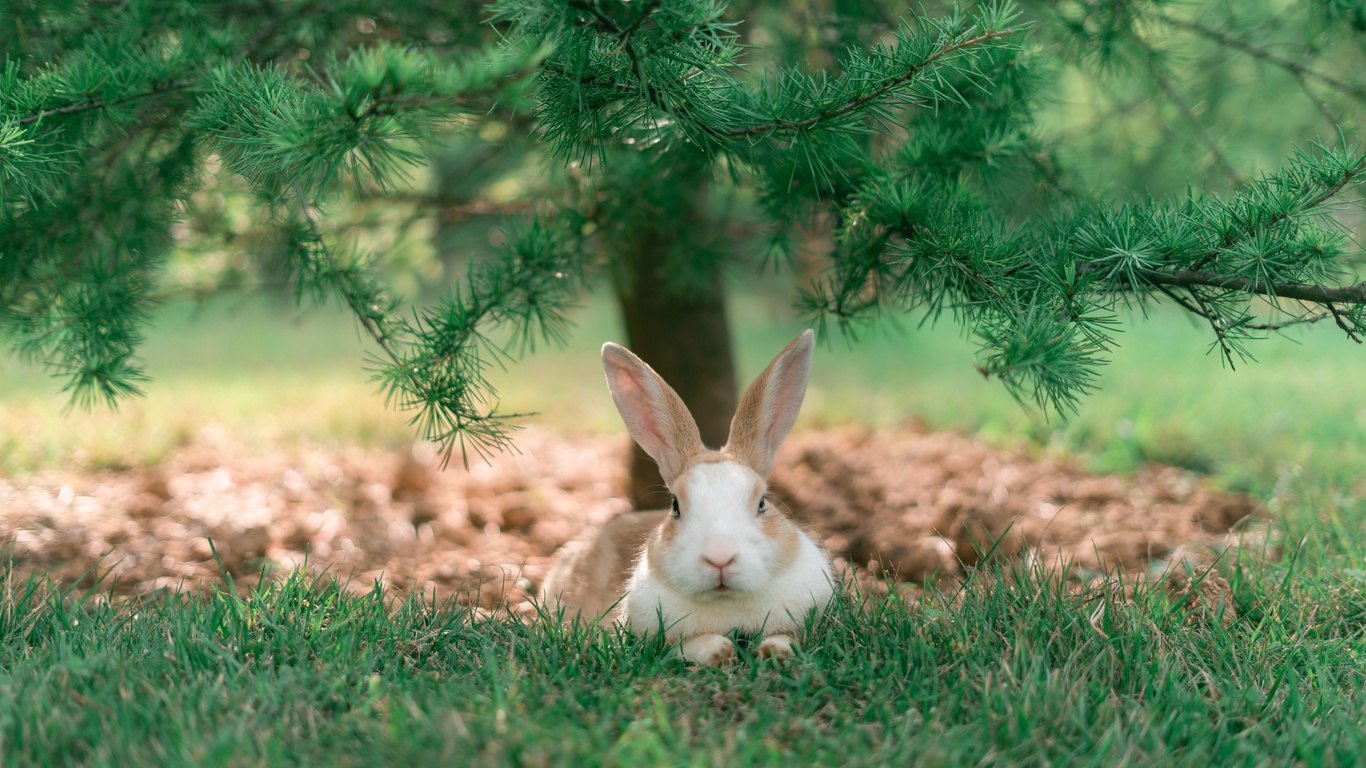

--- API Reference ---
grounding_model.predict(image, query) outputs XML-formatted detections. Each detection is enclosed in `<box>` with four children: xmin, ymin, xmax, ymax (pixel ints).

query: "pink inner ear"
<box><xmin>762</xmin><ymin>350</ymin><xmax>811</xmax><ymax>449</ymax></box>
<box><xmin>609</xmin><ymin>362</ymin><xmax>667</xmax><ymax>452</ymax></box>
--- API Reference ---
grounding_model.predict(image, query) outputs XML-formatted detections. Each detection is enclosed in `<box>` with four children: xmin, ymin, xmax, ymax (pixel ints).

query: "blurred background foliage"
<box><xmin>4</xmin><ymin>0</ymin><xmax>1366</xmax><ymax>492</ymax></box>
<box><xmin>156</xmin><ymin>0</ymin><xmax>1366</xmax><ymax>304</ymax></box>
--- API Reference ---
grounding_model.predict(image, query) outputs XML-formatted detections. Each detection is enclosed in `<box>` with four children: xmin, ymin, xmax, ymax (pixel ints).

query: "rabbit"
<box><xmin>540</xmin><ymin>329</ymin><xmax>834</xmax><ymax>666</ymax></box>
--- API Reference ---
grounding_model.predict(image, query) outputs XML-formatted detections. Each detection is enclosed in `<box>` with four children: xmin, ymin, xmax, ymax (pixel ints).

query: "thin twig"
<box><xmin>1290</xmin><ymin>69</ymin><xmax>1346</xmax><ymax>131</ymax></box>
<box><xmin>1189</xmin><ymin>287</ymin><xmax>1237</xmax><ymax>368</ymax></box>
<box><xmin>1244</xmin><ymin>313</ymin><xmax>1332</xmax><ymax>331</ymax></box>
<box><xmin>1164</xmin><ymin>14</ymin><xmax>1366</xmax><ymax>99</ymax></box>
<box><xmin>1023</xmin><ymin>145</ymin><xmax>1079</xmax><ymax>199</ymax></box>
<box><xmin>1154</xmin><ymin>282</ymin><xmax>1209</xmax><ymax>319</ymax></box>
<box><xmin>294</xmin><ymin>188</ymin><xmax>535</xmax><ymax>467</ymax></box>
<box><xmin>1155</xmin><ymin>283</ymin><xmax>1332</xmax><ymax>331</ymax></box>
<box><xmin>1149</xmin><ymin>65</ymin><xmax>1244</xmax><ymax>187</ymax></box>
<box><xmin>552</xmin><ymin>6</ymin><xmax>1014</xmax><ymax>144</ymax></box>
<box><xmin>15</xmin><ymin>79</ymin><xmax>196</xmax><ymax>126</ymax></box>
<box><xmin>1152</xmin><ymin>282</ymin><xmax>1234</xmax><ymax>369</ymax></box>
<box><xmin>563</xmin><ymin>0</ymin><xmax>618</xmax><ymax>34</ymax></box>
<box><xmin>1325</xmin><ymin>302</ymin><xmax>1364</xmax><ymax>343</ymax></box>
<box><xmin>379</xmin><ymin>195</ymin><xmax>542</xmax><ymax>220</ymax></box>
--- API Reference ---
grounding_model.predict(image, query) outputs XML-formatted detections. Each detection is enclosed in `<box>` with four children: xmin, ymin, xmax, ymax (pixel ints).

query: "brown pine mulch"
<box><xmin>0</xmin><ymin>423</ymin><xmax>1264</xmax><ymax>616</ymax></box>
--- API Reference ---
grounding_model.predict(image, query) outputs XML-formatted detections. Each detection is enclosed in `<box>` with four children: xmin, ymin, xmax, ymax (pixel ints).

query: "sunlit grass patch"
<box><xmin>6</xmin><ymin>291</ymin><xmax>1366</xmax><ymax>496</ymax></box>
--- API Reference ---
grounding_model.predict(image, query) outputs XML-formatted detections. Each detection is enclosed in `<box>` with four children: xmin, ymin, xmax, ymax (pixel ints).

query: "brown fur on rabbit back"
<box><xmin>540</xmin><ymin>511</ymin><xmax>666</xmax><ymax>623</ymax></box>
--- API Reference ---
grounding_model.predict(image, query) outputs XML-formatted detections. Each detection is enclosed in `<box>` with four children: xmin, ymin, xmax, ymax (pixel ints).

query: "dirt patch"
<box><xmin>0</xmin><ymin>424</ymin><xmax>1265</xmax><ymax>609</ymax></box>
<box><xmin>771</xmin><ymin>426</ymin><xmax>1265</xmax><ymax>587</ymax></box>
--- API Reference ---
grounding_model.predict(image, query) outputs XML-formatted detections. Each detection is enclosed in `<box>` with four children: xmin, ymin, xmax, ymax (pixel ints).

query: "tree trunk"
<box><xmin>614</xmin><ymin>244</ymin><xmax>737</xmax><ymax>510</ymax></box>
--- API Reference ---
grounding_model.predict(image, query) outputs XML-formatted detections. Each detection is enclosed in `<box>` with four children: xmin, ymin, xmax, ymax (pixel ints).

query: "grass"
<box><xmin>2</xmin><ymin>556</ymin><xmax>1363</xmax><ymax>766</ymax></box>
<box><xmin>3</xmin><ymin>288</ymin><xmax>1366</xmax><ymax>764</ymax></box>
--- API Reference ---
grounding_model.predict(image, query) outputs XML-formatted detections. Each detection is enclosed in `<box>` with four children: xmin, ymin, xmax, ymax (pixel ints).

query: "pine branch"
<box><xmin>15</xmin><ymin>79</ymin><xmax>196</xmax><ymax>126</ymax></box>
<box><xmin>1191</xmin><ymin>152</ymin><xmax>1366</xmax><ymax>270</ymax></box>
<box><xmin>1133</xmin><ymin>266</ymin><xmax>1366</xmax><ymax>305</ymax></box>
<box><xmin>291</xmin><ymin>188</ymin><xmax>558</xmax><ymax>467</ymax></box>
<box><xmin>723</xmin><ymin>29</ymin><xmax>1020</xmax><ymax>139</ymax></box>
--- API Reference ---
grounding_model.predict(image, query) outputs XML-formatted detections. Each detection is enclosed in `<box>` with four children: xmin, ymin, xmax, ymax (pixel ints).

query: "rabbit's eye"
<box><xmin>757</xmin><ymin>498</ymin><xmax>766</xmax><ymax>515</ymax></box>
<box><xmin>670</xmin><ymin>498</ymin><xmax>680</xmax><ymax>519</ymax></box>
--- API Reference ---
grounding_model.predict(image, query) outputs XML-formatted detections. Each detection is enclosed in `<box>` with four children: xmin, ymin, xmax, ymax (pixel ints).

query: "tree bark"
<box><xmin>614</xmin><ymin>244</ymin><xmax>738</xmax><ymax>510</ymax></box>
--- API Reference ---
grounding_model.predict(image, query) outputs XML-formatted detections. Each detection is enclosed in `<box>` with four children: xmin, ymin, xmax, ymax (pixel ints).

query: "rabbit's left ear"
<box><xmin>726</xmin><ymin>329</ymin><xmax>815</xmax><ymax>476</ymax></box>
<box><xmin>602</xmin><ymin>342</ymin><xmax>705</xmax><ymax>486</ymax></box>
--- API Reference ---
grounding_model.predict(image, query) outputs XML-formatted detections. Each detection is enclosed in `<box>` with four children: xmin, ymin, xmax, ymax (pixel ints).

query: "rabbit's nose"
<box><xmin>703</xmin><ymin>553</ymin><xmax>737</xmax><ymax>571</ymax></box>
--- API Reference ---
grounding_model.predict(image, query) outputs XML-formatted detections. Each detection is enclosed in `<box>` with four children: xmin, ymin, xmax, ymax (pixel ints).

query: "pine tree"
<box><xmin>3</xmin><ymin>0</ymin><xmax>1366</xmax><ymax>490</ymax></box>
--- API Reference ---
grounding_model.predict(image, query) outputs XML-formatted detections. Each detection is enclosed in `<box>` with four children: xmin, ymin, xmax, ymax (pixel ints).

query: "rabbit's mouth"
<box><xmin>710</xmin><ymin>579</ymin><xmax>747</xmax><ymax>596</ymax></box>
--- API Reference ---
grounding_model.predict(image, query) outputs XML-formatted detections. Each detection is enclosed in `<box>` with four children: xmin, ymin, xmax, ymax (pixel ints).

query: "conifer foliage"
<box><xmin>2</xmin><ymin>0</ymin><xmax>1365</xmax><ymax>462</ymax></box>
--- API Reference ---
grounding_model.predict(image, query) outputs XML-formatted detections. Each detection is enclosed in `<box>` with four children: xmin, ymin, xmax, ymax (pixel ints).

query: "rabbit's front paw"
<box><xmin>679</xmin><ymin>634</ymin><xmax>735</xmax><ymax>667</ymax></box>
<box><xmin>757</xmin><ymin>633</ymin><xmax>796</xmax><ymax>660</ymax></box>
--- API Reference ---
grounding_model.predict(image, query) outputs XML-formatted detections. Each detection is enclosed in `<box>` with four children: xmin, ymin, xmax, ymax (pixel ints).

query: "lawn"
<box><xmin>2</xmin><ymin>290</ymin><xmax>1365</xmax><ymax>765</ymax></box>
<box><xmin>2</xmin><ymin>560</ymin><xmax>1363</xmax><ymax>765</ymax></box>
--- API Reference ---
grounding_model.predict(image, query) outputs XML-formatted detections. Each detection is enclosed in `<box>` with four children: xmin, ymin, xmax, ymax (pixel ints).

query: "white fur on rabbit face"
<box><xmin>657</xmin><ymin>460</ymin><xmax>792</xmax><ymax>598</ymax></box>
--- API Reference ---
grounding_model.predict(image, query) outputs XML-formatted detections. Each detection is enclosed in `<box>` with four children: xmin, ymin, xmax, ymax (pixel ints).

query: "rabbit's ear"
<box><xmin>602</xmin><ymin>342</ymin><xmax>705</xmax><ymax>486</ymax></box>
<box><xmin>726</xmin><ymin>329</ymin><xmax>815</xmax><ymax>476</ymax></box>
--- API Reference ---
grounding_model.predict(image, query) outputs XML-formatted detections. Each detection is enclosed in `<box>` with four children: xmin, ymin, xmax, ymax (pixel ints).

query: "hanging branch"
<box><xmin>722</xmin><ymin>29</ymin><xmax>1020</xmax><ymax>139</ymax></box>
<box><xmin>293</xmin><ymin>188</ymin><xmax>404</xmax><ymax>368</ymax></box>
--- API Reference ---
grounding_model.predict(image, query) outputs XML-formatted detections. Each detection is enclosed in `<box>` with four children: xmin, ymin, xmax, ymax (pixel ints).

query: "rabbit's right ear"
<box><xmin>726</xmin><ymin>329</ymin><xmax>814</xmax><ymax>477</ymax></box>
<box><xmin>602</xmin><ymin>343</ymin><xmax>705</xmax><ymax>486</ymax></box>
